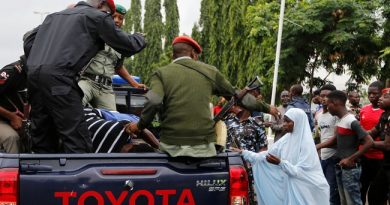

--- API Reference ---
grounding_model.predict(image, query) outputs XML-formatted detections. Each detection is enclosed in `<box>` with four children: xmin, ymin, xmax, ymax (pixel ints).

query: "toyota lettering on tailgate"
<box><xmin>54</xmin><ymin>189</ymin><xmax>196</xmax><ymax>205</ymax></box>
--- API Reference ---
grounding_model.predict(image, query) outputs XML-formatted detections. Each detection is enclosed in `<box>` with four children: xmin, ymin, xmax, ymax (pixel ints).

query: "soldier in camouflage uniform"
<box><xmin>79</xmin><ymin>4</ymin><xmax>146</xmax><ymax>110</ymax></box>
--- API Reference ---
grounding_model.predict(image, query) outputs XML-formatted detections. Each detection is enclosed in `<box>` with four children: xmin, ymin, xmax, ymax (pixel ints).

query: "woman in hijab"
<box><xmin>235</xmin><ymin>108</ymin><xmax>329</xmax><ymax>205</ymax></box>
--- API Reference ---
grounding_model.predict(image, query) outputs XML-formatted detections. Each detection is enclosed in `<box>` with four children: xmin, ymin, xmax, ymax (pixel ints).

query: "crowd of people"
<box><xmin>0</xmin><ymin>0</ymin><xmax>389</xmax><ymax>204</ymax></box>
<box><xmin>232</xmin><ymin>82</ymin><xmax>390</xmax><ymax>205</ymax></box>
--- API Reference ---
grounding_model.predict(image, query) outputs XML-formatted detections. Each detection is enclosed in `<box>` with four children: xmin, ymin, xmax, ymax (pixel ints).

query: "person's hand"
<box><xmin>266</xmin><ymin>153</ymin><xmax>281</xmax><ymax>165</ymax></box>
<box><xmin>125</xmin><ymin>122</ymin><xmax>140</xmax><ymax>138</ymax></box>
<box><xmin>269</xmin><ymin>106</ymin><xmax>280</xmax><ymax>120</ymax></box>
<box><xmin>230</xmin><ymin>147</ymin><xmax>243</xmax><ymax>153</ymax></box>
<box><xmin>315</xmin><ymin>144</ymin><xmax>321</xmax><ymax>150</ymax></box>
<box><xmin>9</xmin><ymin>113</ymin><xmax>23</xmax><ymax>130</ymax></box>
<box><xmin>135</xmin><ymin>83</ymin><xmax>148</xmax><ymax>90</ymax></box>
<box><xmin>263</xmin><ymin>121</ymin><xmax>273</xmax><ymax>128</ymax></box>
<box><xmin>136</xmin><ymin>32</ymin><xmax>146</xmax><ymax>37</ymax></box>
<box><xmin>136</xmin><ymin>32</ymin><xmax>147</xmax><ymax>44</ymax></box>
<box><xmin>339</xmin><ymin>157</ymin><xmax>355</xmax><ymax>168</ymax></box>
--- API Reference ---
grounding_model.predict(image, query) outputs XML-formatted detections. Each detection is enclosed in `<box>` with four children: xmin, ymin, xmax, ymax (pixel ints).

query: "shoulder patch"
<box><xmin>0</xmin><ymin>71</ymin><xmax>9</xmax><ymax>84</ymax></box>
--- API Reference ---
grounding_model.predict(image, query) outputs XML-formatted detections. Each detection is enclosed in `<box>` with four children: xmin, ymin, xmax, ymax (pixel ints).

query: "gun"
<box><xmin>213</xmin><ymin>76</ymin><xmax>262</xmax><ymax>123</ymax></box>
<box><xmin>18</xmin><ymin>89</ymin><xmax>32</xmax><ymax>153</ymax></box>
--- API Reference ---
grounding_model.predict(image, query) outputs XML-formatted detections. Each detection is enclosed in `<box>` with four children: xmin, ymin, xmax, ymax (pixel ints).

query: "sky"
<box><xmin>0</xmin><ymin>0</ymin><xmax>201</xmax><ymax>67</ymax></box>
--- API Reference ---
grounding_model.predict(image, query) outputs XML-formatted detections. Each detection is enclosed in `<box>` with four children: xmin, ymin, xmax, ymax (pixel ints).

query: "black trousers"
<box><xmin>28</xmin><ymin>68</ymin><xmax>92</xmax><ymax>153</ymax></box>
<box><xmin>367</xmin><ymin>165</ymin><xmax>389</xmax><ymax>205</ymax></box>
<box><xmin>360</xmin><ymin>156</ymin><xmax>385</xmax><ymax>204</ymax></box>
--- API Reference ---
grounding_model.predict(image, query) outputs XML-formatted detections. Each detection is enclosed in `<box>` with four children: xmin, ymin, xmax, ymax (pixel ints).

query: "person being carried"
<box><xmin>233</xmin><ymin>108</ymin><xmax>330</xmax><ymax>205</ymax></box>
<box><xmin>316</xmin><ymin>90</ymin><xmax>374</xmax><ymax>205</ymax></box>
<box><xmin>125</xmin><ymin>36</ymin><xmax>279</xmax><ymax>157</ymax></box>
<box><xmin>79</xmin><ymin>4</ymin><xmax>146</xmax><ymax>111</ymax></box>
<box><xmin>83</xmin><ymin>107</ymin><xmax>157</xmax><ymax>153</ymax></box>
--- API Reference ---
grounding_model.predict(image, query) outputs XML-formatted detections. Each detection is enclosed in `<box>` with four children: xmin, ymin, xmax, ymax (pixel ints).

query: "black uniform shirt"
<box><xmin>0</xmin><ymin>61</ymin><xmax>26</xmax><ymax>121</ymax></box>
<box><xmin>26</xmin><ymin>1</ymin><xmax>146</xmax><ymax>75</ymax></box>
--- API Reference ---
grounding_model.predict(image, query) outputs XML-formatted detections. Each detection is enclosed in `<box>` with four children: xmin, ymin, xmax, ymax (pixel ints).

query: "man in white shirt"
<box><xmin>317</xmin><ymin>84</ymin><xmax>340</xmax><ymax>205</ymax></box>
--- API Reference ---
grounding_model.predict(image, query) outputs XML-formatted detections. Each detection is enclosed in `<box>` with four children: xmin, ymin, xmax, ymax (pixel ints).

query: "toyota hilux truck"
<box><xmin>0</xmin><ymin>152</ymin><xmax>249</xmax><ymax>205</ymax></box>
<box><xmin>0</xmin><ymin>82</ymin><xmax>251</xmax><ymax>205</ymax></box>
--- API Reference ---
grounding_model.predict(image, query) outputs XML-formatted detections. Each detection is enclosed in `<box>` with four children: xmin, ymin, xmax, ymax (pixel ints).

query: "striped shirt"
<box><xmin>84</xmin><ymin>108</ymin><xmax>138</xmax><ymax>153</ymax></box>
<box><xmin>335</xmin><ymin>113</ymin><xmax>368</xmax><ymax>159</ymax></box>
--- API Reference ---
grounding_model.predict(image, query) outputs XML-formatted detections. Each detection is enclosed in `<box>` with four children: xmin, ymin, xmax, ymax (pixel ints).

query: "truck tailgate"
<box><xmin>19</xmin><ymin>153</ymin><xmax>230</xmax><ymax>205</ymax></box>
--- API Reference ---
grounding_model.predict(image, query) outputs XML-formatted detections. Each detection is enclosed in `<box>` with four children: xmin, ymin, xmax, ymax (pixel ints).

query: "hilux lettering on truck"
<box><xmin>54</xmin><ymin>189</ymin><xmax>196</xmax><ymax>205</ymax></box>
<box><xmin>196</xmin><ymin>179</ymin><xmax>227</xmax><ymax>192</ymax></box>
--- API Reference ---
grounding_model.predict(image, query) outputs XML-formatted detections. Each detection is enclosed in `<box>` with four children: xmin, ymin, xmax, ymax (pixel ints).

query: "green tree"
<box><xmin>139</xmin><ymin>0</ymin><xmax>164</xmax><ymax>81</ymax></box>
<box><xmin>247</xmin><ymin>0</ymin><xmax>381</xmax><ymax>95</ymax></box>
<box><xmin>191</xmin><ymin>23</ymin><xmax>201</xmax><ymax>43</ymax></box>
<box><xmin>163</xmin><ymin>0</ymin><xmax>179</xmax><ymax>49</ymax></box>
<box><xmin>124</xmin><ymin>0</ymin><xmax>142</xmax><ymax>33</ymax></box>
<box><xmin>380</xmin><ymin>0</ymin><xmax>390</xmax><ymax>86</ymax></box>
<box><xmin>123</xmin><ymin>0</ymin><xmax>143</xmax><ymax>75</ymax></box>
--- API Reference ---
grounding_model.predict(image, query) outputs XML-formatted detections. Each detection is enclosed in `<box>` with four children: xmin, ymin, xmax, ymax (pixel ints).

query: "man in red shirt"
<box><xmin>359</xmin><ymin>81</ymin><xmax>384</xmax><ymax>204</ymax></box>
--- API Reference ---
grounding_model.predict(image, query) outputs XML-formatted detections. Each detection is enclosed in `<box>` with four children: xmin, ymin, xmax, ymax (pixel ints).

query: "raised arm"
<box><xmin>98</xmin><ymin>15</ymin><xmax>146</xmax><ymax>57</ymax></box>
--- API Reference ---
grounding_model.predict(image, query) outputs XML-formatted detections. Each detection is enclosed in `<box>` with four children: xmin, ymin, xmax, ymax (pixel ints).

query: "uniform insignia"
<box><xmin>0</xmin><ymin>71</ymin><xmax>9</xmax><ymax>84</ymax></box>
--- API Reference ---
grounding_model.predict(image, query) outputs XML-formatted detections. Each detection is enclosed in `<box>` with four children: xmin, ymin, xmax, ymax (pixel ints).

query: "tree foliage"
<box><xmin>380</xmin><ymin>0</ymin><xmax>390</xmax><ymax>86</ymax></box>
<box><xmin>124</xmin><ymin>0</ymin><xmax>142</xmax><ymax>33</ymax></box>
<box><xmin>140</xmin><ymin>0</ymin><xmax>164</xmax><ymax>81</ymax></box>
<box><xmin>163</xmin><ymin>0</ymin><xmax>179</xmax><ymax>50</ymax></box>
<box><xmin>123</xmin><ymin>0</ymin><xmax>143</xmax><ymax>74</ymax></box>
<box><xmin>247</xmin><ymin>0</ymin><xmax>381</xmax><ymax>92</ymax></box>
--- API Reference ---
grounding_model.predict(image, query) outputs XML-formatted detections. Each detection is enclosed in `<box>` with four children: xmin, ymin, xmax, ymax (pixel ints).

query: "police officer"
<box><xmin>125</xmin><ymin>36</ymin><xmax>279</xmax><ymax>157</ymax></box>
<box><xmin>79</xmin><ymin>4</ymin><xmax>145</xmax><ymax>111</ymax></box>
<box><xmin>26</xmin><ymin>0</ymin><xmax>147</xmax><ymax>153</ymax></box>
<box><xmin>0</xmin><ymin>57</ymin><xmax>27</xmax><ymax>153</ymax></box>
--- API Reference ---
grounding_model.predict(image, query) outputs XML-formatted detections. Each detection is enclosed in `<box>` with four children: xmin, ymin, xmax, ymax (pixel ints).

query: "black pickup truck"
<box><xmin>0</xmin><ymin>152</ymin><xmax>249</xmax><ymax>205</ymax></box>
<box><xmin>0</xmin><ymin>81</ymin><xmax>251</xmax><ymax>205</ymax></box>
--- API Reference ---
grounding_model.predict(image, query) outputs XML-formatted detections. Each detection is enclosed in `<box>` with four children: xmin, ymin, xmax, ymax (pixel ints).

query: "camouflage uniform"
<box><xmin>225</xmin><ymin>113</ymin><xmax>268</xmax><ymax>152</ymax></box>
<box><xmin>78</xmin><ymin>45</ymin><xmax>123</xmax><ymax>110</ymax></box>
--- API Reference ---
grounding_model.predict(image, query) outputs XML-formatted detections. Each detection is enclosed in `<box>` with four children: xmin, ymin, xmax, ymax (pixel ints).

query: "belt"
<box><xmin>83</xmin><ymin>73</ymin><xmax>112</xmax><ymax>86</ymax></box>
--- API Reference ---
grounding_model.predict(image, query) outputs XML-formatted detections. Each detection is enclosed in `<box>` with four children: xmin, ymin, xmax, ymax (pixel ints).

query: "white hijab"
<box><xmin>242</xmin><ymin>108</ymin><xmax>330</xmax><ymax>205</ymax></box>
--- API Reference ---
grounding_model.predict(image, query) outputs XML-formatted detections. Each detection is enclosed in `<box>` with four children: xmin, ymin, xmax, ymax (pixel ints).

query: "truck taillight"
<box><xmin>229</xmin><ymin>165</ymin><xmax>248</xmax><ymax>205</ymax></box>
<box><xmin>0</xmin><ymin>168</ymin><xmax>18</xmax><ymax>205</ymax></box>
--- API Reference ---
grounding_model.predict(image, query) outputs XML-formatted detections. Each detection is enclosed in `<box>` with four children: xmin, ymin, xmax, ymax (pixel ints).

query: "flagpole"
<box><xmin>269</xmin><ymin>0</ymin><xmax>286</xmax><ymax>142</ymax></box>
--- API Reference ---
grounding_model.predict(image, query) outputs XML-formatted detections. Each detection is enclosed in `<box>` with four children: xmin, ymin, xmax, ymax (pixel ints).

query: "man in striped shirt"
<box><xmin>316</xmin><ymin>90</ymin><xmax>373</xmax><ymax>205</ymax></box>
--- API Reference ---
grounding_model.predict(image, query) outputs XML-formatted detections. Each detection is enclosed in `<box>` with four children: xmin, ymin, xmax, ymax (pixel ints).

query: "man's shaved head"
<box><xmin>173</xmin><ymin>43</ymin><xmax>196</xmax><ymax>59</ymax></box>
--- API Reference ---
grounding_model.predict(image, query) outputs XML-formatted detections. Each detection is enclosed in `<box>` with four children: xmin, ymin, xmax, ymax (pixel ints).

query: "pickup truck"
<box><xmin>0</xmin><ymin>78</ymin><xmax>251</xmax><ymax>205</ymax></box>
<box><xmin>0</xmin><ymin>152</ymin><xmax>249</xmax><ymax>205</ymax></box>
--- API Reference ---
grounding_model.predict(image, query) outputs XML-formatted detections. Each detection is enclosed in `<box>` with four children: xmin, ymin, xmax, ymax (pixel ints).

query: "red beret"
<box><xmin>172</xmin><ymin>36</ymin><xmax>202</xmax><ymax>54</ymax></box>
<box><xmin>382</xmin><ymin>88</ymin><xmax>390</xmax><ymax>95</ymax></box>
<box><xmin>105</xmin><ymin>0</ymin><xmax>116</xmax><ymax>15</ymax></box>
